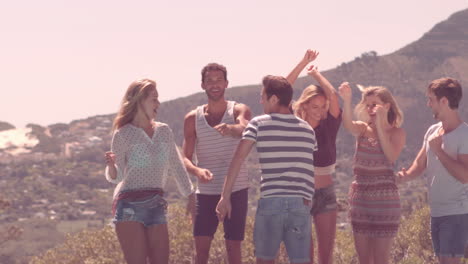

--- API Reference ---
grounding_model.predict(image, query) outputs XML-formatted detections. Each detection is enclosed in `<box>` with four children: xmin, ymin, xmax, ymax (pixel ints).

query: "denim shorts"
<box><xmin>194</xmin><ymin>188</ymin><xmax>248</xmax><ymax>240</ymax></box>
<box><xmin>253</xmin><ymin>197</ymin><xmax>312</xmax><ymax>263</ymax></box>
<box><xmin>310</xmin><ymin>184</ymin><xmax>337</xmax><ymax>216</ymax></box>
<box><xmin>113</xmin><ymin>193</ymin><xmax>168</xmax><ymax>227</ymax></box>
<box><xmin>431</xmin><ymin>213</ymin><xmax>468</xmax><ymax>258</ymax></box>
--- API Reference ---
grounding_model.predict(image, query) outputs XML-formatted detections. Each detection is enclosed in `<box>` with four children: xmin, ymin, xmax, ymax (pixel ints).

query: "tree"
<box><xmin>0</xmin><ymin>198</ymin><xmax>22</xmax><ymax>247</ymax></box>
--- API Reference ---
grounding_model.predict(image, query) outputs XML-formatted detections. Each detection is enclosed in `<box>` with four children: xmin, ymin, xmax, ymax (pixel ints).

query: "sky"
<box><xmin>1</xmin><ymin>0</ymin><xmax>467</xmax><ymax>128</ymax></box>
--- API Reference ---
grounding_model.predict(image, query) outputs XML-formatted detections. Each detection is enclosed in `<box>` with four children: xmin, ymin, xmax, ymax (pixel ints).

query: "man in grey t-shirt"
<box><xmin>398</xmin><ymin>78</ymin><xmax>468</xmax><ymax>263</ymax></box>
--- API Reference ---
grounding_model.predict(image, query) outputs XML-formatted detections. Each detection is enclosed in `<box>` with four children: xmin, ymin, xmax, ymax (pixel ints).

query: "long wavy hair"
<box><xmin>292</xmin><ymin>84</ymin><xmax>328</xmax><ymax>121</ymax></box>
<box><xmin>354</xmin><ymin>85</ymin><xmax>404</xmax><ymax>127</ymax></box>
<box><xmin>112</xmin><ymin>79</ymin><xmax>157</xmax><ymax>132</ymax></box>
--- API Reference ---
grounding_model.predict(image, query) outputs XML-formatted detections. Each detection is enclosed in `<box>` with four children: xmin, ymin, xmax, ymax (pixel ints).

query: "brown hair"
<box><xmin>262</xmin><ymin>75</ymin><xmax>293</xmax><ymax>107</ymax></box>
<box><xmin>201</xmin><ymin>63</ymin><xmax>227</xmax><ymax>83</ymax></box>
<box><xmin>427</xmin><ymin>77</ymin><xmax>462</xmax><ymax>109</ymax></box>
<box><xmin>355</xmin><ymin>86</ymin><xmax>404</xmax><ymax>127</ymax></box>
<box><xmin>112</xmin><ymin>79</ymin><xmax>156</xmax><ymax>132</ymax></box>
<box><xmin>293</xmin><ymin>85</ymin><xmax>328</xmax><ymax>120</ymax></box>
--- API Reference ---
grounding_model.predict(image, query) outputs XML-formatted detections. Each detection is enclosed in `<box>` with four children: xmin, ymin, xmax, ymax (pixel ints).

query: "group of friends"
<box><xmin>104</xmin><ymin>50</ymin><xmax>468</xmax><ymax>264</ymax></box>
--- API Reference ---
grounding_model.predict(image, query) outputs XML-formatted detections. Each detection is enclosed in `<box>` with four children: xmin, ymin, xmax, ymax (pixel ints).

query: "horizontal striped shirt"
<box><xmin>242</xmin><ymin>113</ymin><xmax>317</xmax><ymax>200</ymax></box>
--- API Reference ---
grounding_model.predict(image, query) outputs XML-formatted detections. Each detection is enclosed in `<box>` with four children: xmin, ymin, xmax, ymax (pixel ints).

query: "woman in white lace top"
<box><xmin>105</xmin><ymin>79</ymin><xmax>194</xmax><ymax>264</ymax></box>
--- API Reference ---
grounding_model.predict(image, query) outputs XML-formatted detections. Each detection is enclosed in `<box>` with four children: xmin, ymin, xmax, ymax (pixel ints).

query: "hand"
<box><xmin>105</xmin><ymin>151</ymin><xmax>116</xmax><ymax>165</ymax></box>
<box><xmin>338</xmin><ymin>82</ymin><xmax>352</xmax><ymax>103</ymax></box>
<box><xmin>185</xmin><ymin>193</ymin><xmax>196</xmax><ymax>223</ymax></box>
<box><xmin>374</xmin><ymin>105</ymin><xmax>389</xmax><ymax>126</ymax></box>
<box><xmin>214</xmin><ymin>123</ymin><xmax>232</xmax><ymax>137</ymax></box>
<box><xmin>395</xmin><ymin>168</ymin><xmax>408</xmax><ymax>184</ymax></box>
<box><xmin>216</xmin><ymin>196</ymin><xmax>232</xmax><ymax>221</ymax></box>
<box><xmin>428</xmin><ymin>128</ymin><xmax>443</xmax><ymax>153</ymax></box>
<box><xmin>196</xmin><ymin>168</ymin><xmax>213</xmax><ymax>183</ymax></box>
<box><xmin>302</xmin><ymin>49</ymin><xmax>319</xmax><ymax>64</ymax></box>
<box><xmin>306</xmin><ymin>65</ymin><xmax>319</xmax><ymax>77</ymax></box>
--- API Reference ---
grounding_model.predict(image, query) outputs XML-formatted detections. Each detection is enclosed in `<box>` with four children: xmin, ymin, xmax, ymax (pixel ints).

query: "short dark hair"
<box><xmin>427</xmin><ymin>77</ymin><xmax>462</xmax><ymax>109</ymax></box>
<box><xmin>262</xmin><ymin>75</ymin><xmax>293</xmax><ymax>107</ymax></box>
<box><xmin>201</xmin><ymin>63</ymin><xmax>227</xmax><ymax>83</ymax></box>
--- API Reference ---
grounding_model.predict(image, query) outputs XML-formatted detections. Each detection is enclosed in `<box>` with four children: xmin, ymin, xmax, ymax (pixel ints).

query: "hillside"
<box><xmin>156</xmin><ymin>9</ymin><xmax>468</xmax><ymax>160</ymax></box>
<box><xmin>1</xmin><ymin>8</ymin><xmax>468</xmax><ymax>263</ymax></box>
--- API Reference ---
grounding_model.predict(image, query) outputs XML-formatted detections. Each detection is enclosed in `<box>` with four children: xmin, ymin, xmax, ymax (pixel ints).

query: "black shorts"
<box><xmin>193</xmin><ymin>188</ymin><xmax>248</xmax><ymax>241</ymax></box>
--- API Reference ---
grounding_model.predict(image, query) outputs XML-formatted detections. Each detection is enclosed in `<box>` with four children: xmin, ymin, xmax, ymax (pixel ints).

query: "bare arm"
<box><xmin>397</xmin><ymin>145</ymin><xmax>427</xmax><ymax>183</ymax></box>
<box><xmin>216</xmin><ymin>139</ymin><xmax>255</xmax><ymax>220</ymax></box>
<box><xmin>308</xmin><ymin>66</ymin><xmax>340</xmax><ymax>118</ymax></box>
<box><xmin>105</xmin><ymin>152</ymin><xmax>117</xmax><ymax>179</ymax></box>
<box><xmin>429</xmin><ymin>131</ymin><xmax>468</xmax><ymax>183</ymax></box>
<box><xmin>214</xmin><ymin>103</ymin><xmax>252</xmax><ymax>138</ymax></box>
<box><xmin>182</xmin><ymin>111</ymin><xmax>213</xmax><ymax>183</ymax></box>
<box><xmin>286</xmin><ymin>49</ymin><xmax>319</xmax><ymax>85</ymax></box>
<box><xmin>105</xmin><ymin>131</ymin><xmax>126</xmax><ymax>183</ymax></box>
<box><xmin>436</xmin><ymin>152</ymin><xmax>468</xmax><ymax>183</ymax></box>
<box><xmin>374</xmin><ymin>105</ymin><xmax>406</xmax><ymax>163</ymax></box>
<box><xmin>338</xmin><ymin>82</ymin><xmax>367</xmax><ymax>136</ymax></box>
<box><xmin>377</xmin><ymin>126</ymin><xmax>406</xmax><ymax>163</ymax></box>
<box><xmin>438</xmin><ymin>153</ymin><xmax>468</xmax><ymax>183</ymax></box>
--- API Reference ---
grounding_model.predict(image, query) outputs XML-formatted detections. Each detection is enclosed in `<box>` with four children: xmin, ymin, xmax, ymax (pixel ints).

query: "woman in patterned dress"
<box><xmin>338</xmin><ymin>82</ymin><xmax>405</xmax><ymax>264</ymax></box>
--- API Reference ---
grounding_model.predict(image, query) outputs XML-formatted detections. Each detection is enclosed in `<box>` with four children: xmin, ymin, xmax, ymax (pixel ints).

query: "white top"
<box><xmin>425</xmin><ymin>122</ymin><xmax>468</xmax><ymax>217</ymax></box>
<box><xmin>195</xmin><ymin>101</ymin><xmax>249</xmax><ymax>194</ymax></box>
<box><xmin>106</xmin><ymin>122</ymin><xmax>194</xmax><ymax>197</ymax></box>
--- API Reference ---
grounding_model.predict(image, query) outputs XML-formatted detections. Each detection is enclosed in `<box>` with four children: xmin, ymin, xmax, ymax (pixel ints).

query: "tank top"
<box><xmin>195</xmin><ymin>101</ymin><xmax>249</xmax><ymax>194</ymax></box>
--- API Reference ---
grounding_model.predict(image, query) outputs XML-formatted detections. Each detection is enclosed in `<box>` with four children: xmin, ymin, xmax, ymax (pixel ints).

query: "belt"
<box><xmin>112</xmin><ymin>188</ymin><xmax>164</xmax><ymax>215</ymax></box>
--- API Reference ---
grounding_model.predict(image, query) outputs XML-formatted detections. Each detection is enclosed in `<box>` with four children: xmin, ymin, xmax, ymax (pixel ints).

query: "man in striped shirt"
<box><xmin>217</xmin><ymin>75</ymin><xmax>317</xmax><ymax>264</ymax></box>
<box><xmin>182</xmin><ymin>63</ymin><xmax>252</xmax><ymax>264</ymax></box>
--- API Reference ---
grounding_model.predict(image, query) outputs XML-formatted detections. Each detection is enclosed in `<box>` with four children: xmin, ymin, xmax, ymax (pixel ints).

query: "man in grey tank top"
<box><xmin>398</xmin><ymin>78</ymin><xmax>468</xmax><ymax>263</ymax></box>
<box><xmin>182</xmin><ymin>63</ymin><xmax>252</xmax><ymax>264</ymax></box>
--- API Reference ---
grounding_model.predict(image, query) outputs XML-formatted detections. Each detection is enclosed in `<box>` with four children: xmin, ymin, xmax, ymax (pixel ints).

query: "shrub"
<box><xmin>30</xmin><ymin>204</ymin><xmax>468</xmax><ymax>263</ymax></box>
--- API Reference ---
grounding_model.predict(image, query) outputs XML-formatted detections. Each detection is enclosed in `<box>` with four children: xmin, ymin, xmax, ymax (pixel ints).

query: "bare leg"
<box><xmin>225</xmin><ymin>239</ymin><xmax>242</xmax><ymax>264</ymax></box>
<box><xmin>115</xmin><ymin>222</ymin><xmax>148</xmax><ymax>264</ymax></box>
<box><xmin>194</xmin><ymin>236</ymin><xmax>213</xmax><ymax>264</ymax></box>
<box><xmin>353</xmin><ymin>233</ymin><xmax>373</xmax><ymax>264</ymax></box>
<box><xmin>314</xmin><ymin>210</ymin><xmax>337</xmax><ymax>264</ymax></box>
<box><xmin>146</xmin><ymin>224</ymin><xmax>169</xmax><ymax>264</ymax></box>
<box><xmin>372</xmin><ymin>237</ymin><xmax>394</xmax><ymax>264</ymax></box>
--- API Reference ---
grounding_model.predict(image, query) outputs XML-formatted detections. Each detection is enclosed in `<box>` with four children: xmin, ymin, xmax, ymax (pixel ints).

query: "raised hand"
<box><xmin>306</xmin><ymin>65</ymin><xmax>319</xmax><ymax>77</ymax></box>
<box><xmin>338</xmin><ymin>82</ymin><xmax>352</xmax><ymax>103</ymax></box>
<box><xmin>374</xmin><ymin>104</ymin><xmax>389</xmax><ymax>126</ymax></box>
<box><xmin>428</xmin><ymin>128</ymin><xmax>444</xmax><ymax>153</ymax></box>
<box><xmin>302</xmin><ymin>49</ymin><xmax>319</xmax><ymax>64</ymax></box>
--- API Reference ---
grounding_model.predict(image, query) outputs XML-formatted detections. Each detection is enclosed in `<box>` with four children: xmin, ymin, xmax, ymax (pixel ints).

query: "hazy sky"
<box><xmin>2</xmin><ymin>0</ymin><xmax>467</xmax><ymax>128</ymax></box>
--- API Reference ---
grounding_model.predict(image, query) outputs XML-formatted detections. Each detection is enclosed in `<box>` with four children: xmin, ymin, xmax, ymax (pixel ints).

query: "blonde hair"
<box><xmin>112</xmin><ymin>79</ymin><xmax>157</xmax><ymax>132</ymax></box>
<box><xmin>354</xmin><ymin>85</ymin><xmax>404</xmax><ymax>127</ymax></box>
<box><xmin>293</xmin><ymin>85</ymin><xmax>328</xmax><ymax>120</ymax></box>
